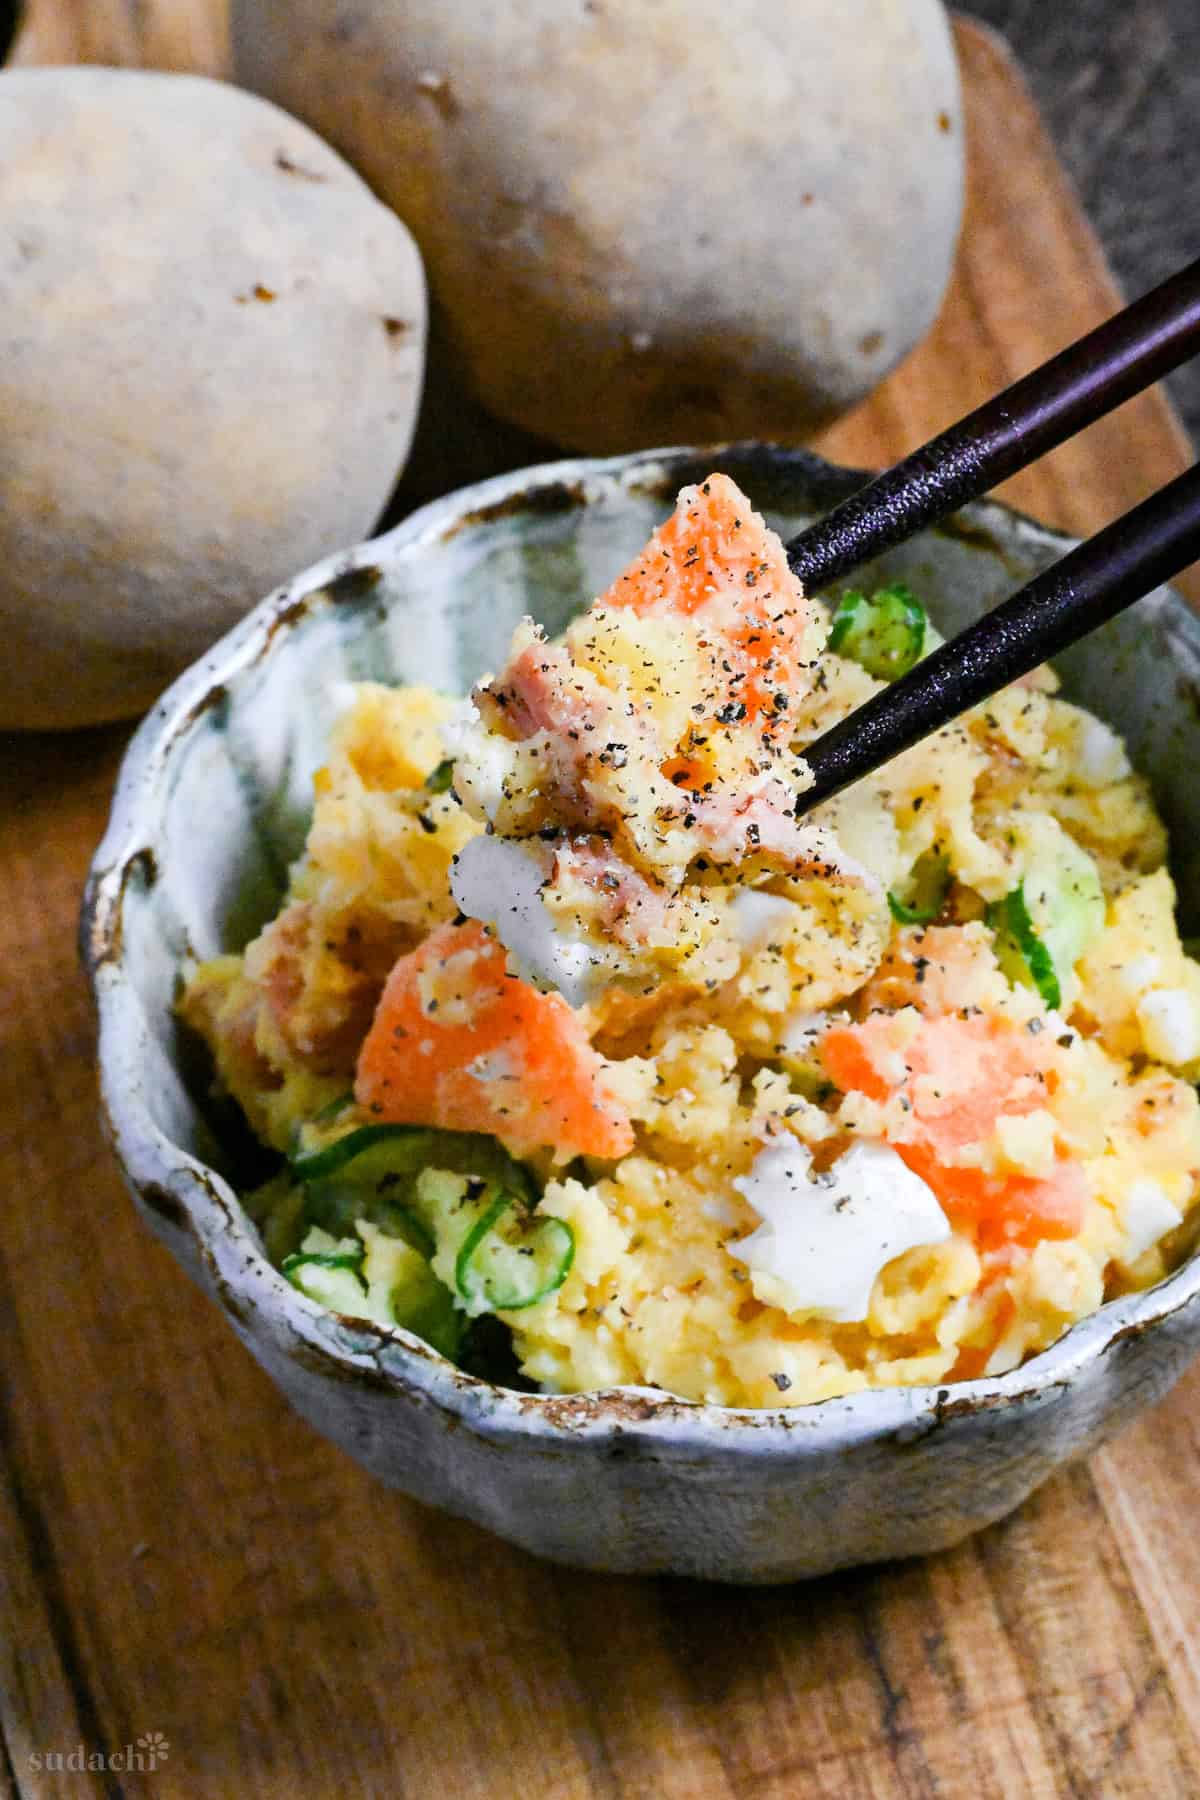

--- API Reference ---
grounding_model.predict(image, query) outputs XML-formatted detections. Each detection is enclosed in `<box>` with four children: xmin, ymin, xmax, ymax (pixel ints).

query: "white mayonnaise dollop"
<box><xmin>730</xmin><ymin>1138</ymin><xmax>950</xmax><ymax>1323</ymax></box>
<box><xmin>450</xmin><ymin>835</ymin><xmax>606</xmax><ymax>1008</ymax></box>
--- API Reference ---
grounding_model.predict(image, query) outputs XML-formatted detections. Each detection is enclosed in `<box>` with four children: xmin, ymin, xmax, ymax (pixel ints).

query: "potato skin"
<box><xmin>231</xmin><ymin>0</ymin><xmax>962</xmax><ymax>457</ymax></box>
<box><xmin>0</xmin><ymin>68</ymin><xmax>426</xmax><ymax>729</ymax></box>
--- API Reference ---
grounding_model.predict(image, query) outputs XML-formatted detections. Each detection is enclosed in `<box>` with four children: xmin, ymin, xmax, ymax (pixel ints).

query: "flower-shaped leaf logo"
<box><xmin>137</xmin><ymin>1732</ymin><xmax>170</xmax><ymax>1765</ymax></box>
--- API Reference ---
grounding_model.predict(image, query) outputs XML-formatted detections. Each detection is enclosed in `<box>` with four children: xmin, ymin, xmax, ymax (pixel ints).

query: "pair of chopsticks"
<box><xmin>787</xmin><ymin>256</ymin><xmax>1200</xmax><ymax>816</ymax></box>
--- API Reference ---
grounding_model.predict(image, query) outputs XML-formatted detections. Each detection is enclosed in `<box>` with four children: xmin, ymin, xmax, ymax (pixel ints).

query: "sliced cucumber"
<box><xmin>282</xmin><ymin>1221</ymin><xmax>466</xmax><ymax>1351</ymax></box>
<box><xmin>292</xmin><ymin>1119</ymin><xmax>536</xmax><ymax>1254</ymax></box>
<box><xmin>304</xmin><ymin>1174</ymin><xmax>435</xmax><ymax>1258</ymax></box>
<box><xmin>989</xmin><ymin>814</ymin><xmax>1105</xmax><ymax>1009</ymax></box>
<box><xmin>455</xmin><ymin>1193</ymin><xmax>576</xmax><ymax>1314</ymax></box>
<box><xmin>283</xmin><ymin>1228</ymin><xmax>368</xmax><ymax>1311</ymax></box>
<box><xmin>415</xmin><ymin>1168</ymin><xmax>575</xmax><ymax>1317</ymax></box>
<box><xmin>357</xmin><ymin>1221</ymin><xmax>465</xmax><ymax>1357</ymax></box>
<box><xmin>827</xmin><ymin>582</ymin><xmax>929</xmax><ymax>681</ymax></box>
<box><xmin>291</xmin><ymin>1118</ymin><xmax>534</xmax><ymax>1200</ymax></box>
<box><xmin>888</xmin><ymin>850</ymin><xmax>951</xmax><ymax>926</ymax></box>
<box><xmin>988</xmin><ymin>883</ymin><xmax>1062</xmax><ymax>1009</ymax></box>
<box><xmin>291</xmin><ymin>1120</ymin><xmax>431</xmax><ymax>1182</ymax></box>
<box><xmin>424</xmin><ymin>758</ymin><xmax>456</xmax><ymax>795</ymax></box>
<box><xmin>275</xmin><ymin>1108</ymin><xmax>555</xmax><ymax>1346</ymax></box>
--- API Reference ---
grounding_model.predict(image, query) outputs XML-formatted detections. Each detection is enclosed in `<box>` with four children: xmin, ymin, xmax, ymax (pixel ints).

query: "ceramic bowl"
<box><xmin>83</xmin><ymin>444</ymin><xmax>1200</xmax><ymax>1584</ymax></box>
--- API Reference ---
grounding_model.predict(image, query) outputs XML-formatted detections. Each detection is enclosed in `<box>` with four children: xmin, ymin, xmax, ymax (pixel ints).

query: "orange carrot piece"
<box><xmin>822</xmin><ymin>1012</ymin><xmax>1086</xmax><ymax>1248</ymax></box>
<box><xmin>355</xmin><ymin>921</ymin><xmax>633</xmax><ymax>1163</ymax></box>
<box><xmin>597</xmin><ymin>472</ymin><xmax>799</xmax><ymax>620</ymax></box>
<box><xmin>595</xmin><ymin>472</ymin><xmax>815</xmax><ymax>728</ymax></box>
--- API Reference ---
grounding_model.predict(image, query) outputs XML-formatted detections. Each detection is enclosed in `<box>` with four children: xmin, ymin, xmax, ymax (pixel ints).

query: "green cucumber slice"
<box><xmin>283</xmin><ymin>1230</ymin><xmax>368</xmax><ymax>1310</ymax></box>
<box><xmin>424</xmin><ymin>758</ymin><xmax>456</xmax><ymax>794</ymax></box>
<box><xmin>357</xmin><ymin>1223</ymin><xmax>465</xmax><ymax>1357</ymax></box>
<box><xmin>282</xmin><ymin>1248</ymin><xmax>365</xmax><ymax>1274</ymax></box>
<box><xmin>989</xmin><ymin>815</ymin><xmax>1105</xmax><ymax>1010</ymax></box>
<box><xmin>288</xmin><ymin>1114</ymin><xmax>541</xmax><ymax>1322</ymax></box>
<box><xmin>988</xmin><ymin>883</ymin><xmax>1062</xmax><ymax>1010</ymax></box>
<box><xmin>888</xmin><ymin>850</ymin><xmax>951</xmax><ymax>925</ymax></box>
<box><xmin>454</xmin><ymin>1190</ymin><xmax>576</xmax><ymax>1314</ymax></box>
<box><xmin>291</xmin><ymin>1120</ymin><xmax>536</xmax><ymax>1203</ymax></box>
<box><xmin>303</xmin><ymin>1175</ymin><xmax>436</xmax><ymax>1258</ymax></box>
<box><xmin>291</xmin><ymin>1122</ymin><xmax>432</xmax><ymax>1182</ymax></box>
<box><xmin>828</xmin><ymin>582</ymin><xmax>929</xmax><ymax>681</ymax></box>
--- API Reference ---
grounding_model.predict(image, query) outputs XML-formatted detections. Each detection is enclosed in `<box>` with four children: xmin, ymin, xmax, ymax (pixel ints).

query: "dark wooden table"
<box><xmin>964</xmin><ymin>1</ymin><xmax>1200</xmax><ymax>440</ymax></box>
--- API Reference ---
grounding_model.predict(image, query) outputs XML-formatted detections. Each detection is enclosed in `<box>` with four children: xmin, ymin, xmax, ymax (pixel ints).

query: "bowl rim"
<box><xmin>82</xmin><ymin>440</ymin><xmax>1200</xmax><ymax>1457</ymax></box>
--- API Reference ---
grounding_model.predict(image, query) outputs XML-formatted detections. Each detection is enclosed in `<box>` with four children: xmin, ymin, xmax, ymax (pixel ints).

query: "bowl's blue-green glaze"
<box><xmin>83</xmin><ymin>445</ymin><xmax>1200</xmax><ymax>1582</ymax></box>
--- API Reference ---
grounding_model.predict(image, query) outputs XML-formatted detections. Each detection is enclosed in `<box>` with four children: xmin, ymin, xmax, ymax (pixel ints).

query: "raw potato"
<box><xmin>0</xmin><ymin>68</ymin><xmax>426</xmax><ymax>729</ymax></box>
<box><xmin>231</xmin><ymin>0</ymin><xmax>963</xmax><ymax>455</ymax></box>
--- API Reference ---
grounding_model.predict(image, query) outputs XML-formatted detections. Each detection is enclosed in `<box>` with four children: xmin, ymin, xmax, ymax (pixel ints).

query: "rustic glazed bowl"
<box><xmin>84</xmin><ymin>445</ymin><xmax>1200</xmax><ymax>1584</ymax></box>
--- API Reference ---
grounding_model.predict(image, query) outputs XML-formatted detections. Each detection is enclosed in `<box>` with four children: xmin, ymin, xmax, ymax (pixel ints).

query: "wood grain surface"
<box><xmin>3</xmin><ymin>21</ymin><xmax>1200</xmax><ymax>1799</ymax></box>
<box><xmin>964</xmin><ymin>0</ymin><xmax>1200</xmax><ymax>442</ymax></box>
<box><xmin>9</xmin><ymin>0</ymin><xmax>229</xmax><ymax>75</ymax></box>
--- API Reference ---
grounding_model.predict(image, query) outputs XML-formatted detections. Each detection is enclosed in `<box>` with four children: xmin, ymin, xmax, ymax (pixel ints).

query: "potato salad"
<box><xmin>181</xmin><ymin>475</ymin><xmax>1200</xmax><ymax>1406</ymax></box>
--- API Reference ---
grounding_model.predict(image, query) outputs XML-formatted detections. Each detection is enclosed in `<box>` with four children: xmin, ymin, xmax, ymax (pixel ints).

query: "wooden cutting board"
<box><xmin>4</xmin><ymin>20</ymin><xmax>1200</xmax><ymax>1798</ymax></box>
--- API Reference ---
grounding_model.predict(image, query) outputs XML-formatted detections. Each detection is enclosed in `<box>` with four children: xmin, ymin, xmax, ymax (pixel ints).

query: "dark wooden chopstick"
<box><xmin>785</xmin><ymin>256</ymin><xmax>1200</xmax><ymax>591</ymax></box>
<box><xmin>796</xmin><ymin>460</ymin><xmax>1200</xmax><ymax>817</ymax></box>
